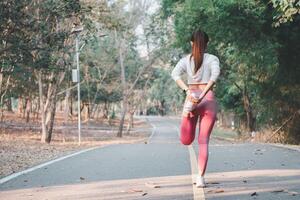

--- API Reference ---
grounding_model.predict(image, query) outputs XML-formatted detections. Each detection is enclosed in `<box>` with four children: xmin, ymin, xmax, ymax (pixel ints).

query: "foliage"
<box><xmin>271</xmin><ymin>0</ymin><xmax>300</xmax><ymax>26</ymax></box>
<box><xmin>161</xmin><ymin>0</ymin><xmax>300</xmax><ymax>140</ymax></box>
<box><xmin>149</xmin><ymin>68</ymin><xmax>184</xmax><ymax>115</ymax></box>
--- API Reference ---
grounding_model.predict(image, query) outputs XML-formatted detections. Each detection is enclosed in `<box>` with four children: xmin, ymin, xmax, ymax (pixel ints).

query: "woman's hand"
<box><xmin>196</xmin><ymin>93</ymin><xmax>205</xmax><ymax>103</ymax></box>
<box><xmin>186</xmin><ymin>89</ymin><xmax>198</xmax><ymax>103</ymax></box>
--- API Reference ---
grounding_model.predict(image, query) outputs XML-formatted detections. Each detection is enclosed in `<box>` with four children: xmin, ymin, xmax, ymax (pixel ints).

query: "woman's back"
<box><xmin>171</xmin><ymin>53</ymin><xmax>220</xmax><ymax>84</ymax></box>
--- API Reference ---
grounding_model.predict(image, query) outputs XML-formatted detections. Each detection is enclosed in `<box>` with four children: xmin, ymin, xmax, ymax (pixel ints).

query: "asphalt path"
<box><xmin>0</xmin><ymin>116</ymin><xmax>300</xmax><ymax>200</ymax></box>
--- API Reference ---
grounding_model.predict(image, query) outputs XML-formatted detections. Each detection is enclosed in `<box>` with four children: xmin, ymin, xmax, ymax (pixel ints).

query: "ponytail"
<box><xmin>190</xmin><ymin>30</ymin><xmax>209</xmax><ymax>74</ymax></box>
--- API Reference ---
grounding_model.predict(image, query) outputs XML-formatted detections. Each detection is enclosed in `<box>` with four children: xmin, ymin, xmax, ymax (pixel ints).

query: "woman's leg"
<box><xmin>180</xmin><ymin>114</ymin><xmax>199</xmax><ymax>145</ymax></box>
<box><xmin>180</xmin><ymin>91</ymin><xmax>199</xmax><ymax>145</ymax></box>
<box><xmin>197</xmin><ymin>98</ymin><xmax>217</xmax><ymax>176</ymax></box>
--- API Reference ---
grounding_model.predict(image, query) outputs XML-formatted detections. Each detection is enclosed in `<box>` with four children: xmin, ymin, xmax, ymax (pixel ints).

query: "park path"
<box><xmin>0</xmin><ymin>116</ymin><xmax>300</xmax><ymax>200</ymax></box>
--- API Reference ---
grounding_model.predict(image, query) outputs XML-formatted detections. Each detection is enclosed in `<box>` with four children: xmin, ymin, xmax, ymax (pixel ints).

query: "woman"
<box><xmin>171</xmin><ymin>29</ymin><xmax>220</xmax><ymax>188</ymax></box>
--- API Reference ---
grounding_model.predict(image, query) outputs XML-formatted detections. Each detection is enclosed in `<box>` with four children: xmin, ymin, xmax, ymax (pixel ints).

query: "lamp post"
<box><xmin>71</xmin><ymin>26</ymin><xmax>83</xmax><ymax>145</ymax></box>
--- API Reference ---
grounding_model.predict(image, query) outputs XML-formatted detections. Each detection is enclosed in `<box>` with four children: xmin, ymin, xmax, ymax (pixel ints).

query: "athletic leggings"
<box><xmin>180</xmin><ymin>89</ymin><xmax>218</xmax><ymax>176</ymax></box>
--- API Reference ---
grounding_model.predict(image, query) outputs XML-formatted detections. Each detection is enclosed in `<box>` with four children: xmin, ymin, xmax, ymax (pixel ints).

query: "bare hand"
<box><xmin>196</xmin><ymin>94</ymin><xmax>205</xmax><ymax>103</ymax></box>
<box><xmin>186</xmin><ymin>90</ymin><xmax>198</xmax><ymax>103</ymax></box>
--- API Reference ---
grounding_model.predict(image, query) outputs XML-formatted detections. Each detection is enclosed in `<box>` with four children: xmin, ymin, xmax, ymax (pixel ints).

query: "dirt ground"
<box><xmin>0</xmin><ymin>112</ymin><xmax>151</xmax><ymax>179</ymax></box>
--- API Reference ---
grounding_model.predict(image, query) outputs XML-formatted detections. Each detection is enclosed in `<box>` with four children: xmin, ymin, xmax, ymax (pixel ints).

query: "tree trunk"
<box><xmin>6</xmin><ymin>98</ymin><xmax>13</xmax><ymax>112</ymax></box>
<box><xmin>38</xmin><ymin>72</ymin><xmax>48</xmax><ymax>143</ymax></box>
<box><xmin>116</xmin><ymin>32</ymin><xmax>127</xmax><ymax>138</ymax></box>
<box><xmin>0</xmin><ymin>74</ymin><xmax>11</xmax><ymax>121</ymax></box>
<box><xmin>125</xmin><ymin>110</ymin><xmax>134</xmax><ymax>135</ymax></box>
<box><xmin>22</xmin><ymin>98</ymin><xmax>27</xmax><ymax>118</ymax></box>
<box><xmin>130</xmin><ymin>111</ymin><xmax>134</xmax><ymax>128</ymax></box>
<box><xmin>25</xmin><ymin>97</ymin><xmax>31</xmax><ymax>123</ymax></box>
<box><xmin>242</xmin><ymin>88</ymin><xmax>255</xmax><ymax>132</ymax></box>
<box><xmin>46</xmin><ymin>94</ymin><xmax>57</xmax><ymax>143</ymax></box>
<box><xmin>234</xmin><ymin>82</ymin><xmax>255</xmax><ymax>133</ymax></box>
<box><xmin>96</xmin><ymin>105</ymin><xmax>101</xmax><ymax>120</ymax></box>
<box><xmin>103</xmin><ymin>100</ymin><xmax>109</xmax><ymax>119</ymax></box>
<box><xmin>118</xmin><ymin>98</ymin><xmax>127</xmax><ymax>137</ymax></box>
<box><xmin>62</xmin><ymin>89</ymin><xmax>70</xmax><ymax>143</ymax></box>
<box><xmin>159</xmin><ymin>100</ymin><xmax>165</xmax><ymax>116</ymax></box>
<box><xmin>34</xmin><ymin>97</ymin><xmax>40</xmax><ymax>120</ymax></box>
<box><xmin>59</xmin><ymin>100</ymin><xmax>63</xmax><ymax>111</ymax></box>
<box><xmin>70</xmin><ymin>94</ymin><xmax>73</xmax><ymax>115</ymax></box>
<box><xmin>88</xmin><ymin>103</ymin><xmax>91</xmax><ymax>119</ymax></box>
<box><xmin>18</xmin><ymin>96</ymin><xmax>23</xmax><ymax>117</ymax></box>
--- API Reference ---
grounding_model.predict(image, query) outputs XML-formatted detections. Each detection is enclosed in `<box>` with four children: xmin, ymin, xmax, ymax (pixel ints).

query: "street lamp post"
<box><xmin>71</xmin><ymin>26</ymin><xmax>83</xmax><ymax>146</ymax></box>
<box><xmin>75</xmin><ymin>35</ymin><xmax>81</xmax><ymax>145</ymax></box>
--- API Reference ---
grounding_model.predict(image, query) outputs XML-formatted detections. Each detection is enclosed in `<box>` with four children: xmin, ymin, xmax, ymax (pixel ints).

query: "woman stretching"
<box><xmin>171</xmin><ymin>29</ymin><xmax>220</xmax><ymax>188</ymax></box>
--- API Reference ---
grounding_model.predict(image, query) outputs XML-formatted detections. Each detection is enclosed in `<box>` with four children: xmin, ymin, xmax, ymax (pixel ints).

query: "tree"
<box><xmin>160</xmin><ymin>0</ymin><xmax>299</xmax><ymax>138</ymax></box>
<box><xmin>271</xmin><ymin>0</ymin><xmax>300</xmax><ymax>26</ymax></box>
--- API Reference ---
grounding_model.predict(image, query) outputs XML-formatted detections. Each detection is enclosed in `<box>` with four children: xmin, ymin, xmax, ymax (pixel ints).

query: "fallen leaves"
<box><xmin>127</xmin><ymin>189</ymin><xmax>143</xmax><ymax>193</ymax></box>
<box><xmin>271</xmin><ymin>189</ymin><xmax>285</xmax><ymax>193</ymax></box>
<box><xmin>120</xmin><ymin>182</ymin><xmax>161</xmax><ymax>197</ymax></box>
<box><xmin>270</xmin><ymin>189</ymin><xmax>299</xmax><ymax>196</ymax></box>
<box><xmin>207</xmin><ymin>189</ymin><xmax>225</xmax><ymax>193</ymax></box>
<box><xmin>0</xmin><ymin>138</ymin><xmax>86</xmax><ymax>178</ymax></box>
<box><xmin>121</xmin><ymin>188</ymin><xmax>148</xmax><ymax>197</ymax></box>
<box><xmin>145</xmin><ymin>182</ymin><xmax>161</xmax><ymax>188</ymax></box>
<box><xmin>142</xmin><ymin>192</ymin><xmax>148</xmax><ymax>196</ymax></box>
<box><xmin>254</xmin><ymin>148</ymin><xmax>266</xmax><ymax>155</ymax></box>
<box><xmin>251</xmin><ymin>192</ymin><xmax>258</xmax><ymax>196</ymax></box>
<box><xmin>288</xmin><ymin>191</ymin><xmax>299</xmax><ymax>196</ymax></box>
<box><xmin>206</xmin><ymin>181</ymin><xmax>220</xmax><ymax>185</ymax></box>
<box><xmin>248</xmin><ymin>189</ymin><xmax>299</xmax><ymax>197</ymax></box>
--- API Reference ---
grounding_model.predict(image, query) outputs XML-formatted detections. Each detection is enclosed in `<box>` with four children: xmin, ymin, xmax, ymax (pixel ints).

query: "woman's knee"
<box><xmin>180</xmin><ymin>135</ymin><xmax>194</xmax><ymax>145</ymax></box>
<box><xmin>180</xmin><ymin>115</ymin><xmax>198</xmax><ymax>145</ymax></box>
<box><xmin>180</xmin><ymin>128</ymin><xmax>195</xmax><ymax>145</ymax></box>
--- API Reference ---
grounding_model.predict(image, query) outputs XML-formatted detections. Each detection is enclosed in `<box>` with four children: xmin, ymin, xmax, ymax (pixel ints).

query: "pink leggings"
<box><xmin>180</xmin><ymin>89</ymin><xmax>218</xmax><ymax>176</ymax></box>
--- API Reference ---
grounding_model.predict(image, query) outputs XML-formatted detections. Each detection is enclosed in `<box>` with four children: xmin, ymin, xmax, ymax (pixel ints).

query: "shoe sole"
<box><xmin>196</xmin><ymin>184</ymin><xmax>206</xmax><ymax>188</ymax></box>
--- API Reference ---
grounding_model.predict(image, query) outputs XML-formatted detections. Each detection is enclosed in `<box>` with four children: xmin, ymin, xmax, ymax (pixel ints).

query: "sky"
<box><xmin>135</xmin><ymin>0</ymin><xmax>160</xmax><ymax>58</ymax></box>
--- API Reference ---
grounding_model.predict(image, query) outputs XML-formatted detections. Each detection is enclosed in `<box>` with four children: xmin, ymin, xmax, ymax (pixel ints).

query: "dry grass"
<box><xmin>253</xmin><ymin>128</ymin><xmax>289</xmax><ymax>144</ymax></box>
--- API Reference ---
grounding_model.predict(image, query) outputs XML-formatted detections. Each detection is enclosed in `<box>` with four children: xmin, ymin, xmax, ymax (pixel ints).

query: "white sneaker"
<box><xmin>196</xmin><ymin>175</ymin><xmax>206</xmax><ymax>188</ymax></box>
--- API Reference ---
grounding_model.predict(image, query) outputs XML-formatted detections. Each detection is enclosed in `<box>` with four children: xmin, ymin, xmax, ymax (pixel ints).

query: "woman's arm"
<box><xmin>175</xmin><ymin>79</ymin><xmax>196</xmax><ymax>102</ymax></box>
<box><xmin>198</xmin><ymin>56</ymin><xmax>220</xmax><ymax>102</ymax></box>
<box><xmin>175</xmin><ymin>79</ymin><xmax>189</xmax><ymax>91</ymax></box>
<box><xmin>171</xmin><ymin>57</ymin><xmax>196</xmax><ymax>102</ymax></box>
<box><xmin>197</xmin><ymin>80</ymin><xmax>215</xmax><ymax>102</ymax></box>
<box><xmin>172</xmin><ymin>57</ymin><xmax>189</xmax><ymax>92</ymax></box>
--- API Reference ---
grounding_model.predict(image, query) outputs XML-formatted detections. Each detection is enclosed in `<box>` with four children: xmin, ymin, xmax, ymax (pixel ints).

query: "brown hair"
<box><xmin>190</xmin><ymin>30</ymin><xmax>209</xmax><ymax>74</ymax></box>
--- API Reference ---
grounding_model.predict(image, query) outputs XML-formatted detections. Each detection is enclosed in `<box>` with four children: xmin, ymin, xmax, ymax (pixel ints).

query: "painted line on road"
<box><xmin>0</xmin><ymin>146</ymin><xmax>102</xmax><ymax>185</ymax></box>
<box><xmin>188</xmin><ymin>144</ymin><xmax>205</xmax><ymax>200</ymax></box>
<box><xmin>145</xmin><ymin>118</ymin><xmax>156</xmax><ymax>144</ymax></box>
<box><xmin>171</xmin><ymin>124</ymin><xmax>205</xmax><ymax>200</ymax></box>
<box><xmin>145</xmin><ymin>117</ymin><xmax>205</xmax><ymax>199</ymax></box>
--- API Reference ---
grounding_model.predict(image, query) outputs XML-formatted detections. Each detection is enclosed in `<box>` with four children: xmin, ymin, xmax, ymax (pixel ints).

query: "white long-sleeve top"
<box><xmin>171</xmin><ymin>53</ymin><xmax>220</xmax><ymax>84</ymax></box>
